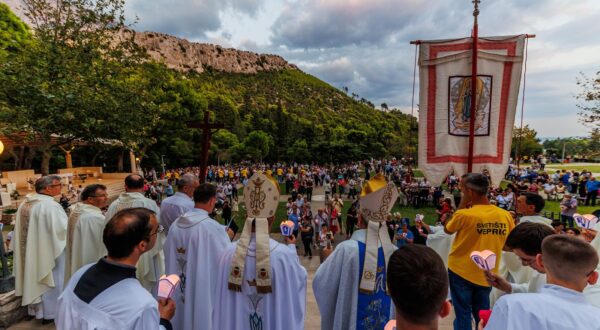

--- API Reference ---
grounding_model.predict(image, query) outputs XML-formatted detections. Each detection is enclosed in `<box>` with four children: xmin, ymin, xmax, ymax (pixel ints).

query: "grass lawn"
<box><xmin>412</xmin><ymin>169</ymin><xmax>425</xmax><ymax>178</ymax></box>
<box><xmin>540</xmin><ymin>200</ymin><xmax>599</xmax><ymax>219</ymax></box>
<box><xmin>391</xmin><ymin>205</ymin><xmax>439</xmax><ymax>225</ymax></box>
<box><xmin>216</xmin><ymin>199</ymin><xmax>600</xmax><ymax>234</ymax></box>
<box><xmin>544</xmin><ymin>164</ymin><xmax>600</xmax><ymax>173</ymax></box>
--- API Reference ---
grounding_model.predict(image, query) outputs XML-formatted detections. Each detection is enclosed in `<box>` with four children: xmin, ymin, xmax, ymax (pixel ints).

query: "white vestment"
<box><xmin>213</xmin><ymin>237</ymin><xmax>307</xmax><ymax>330</ymax></box>
<box><xmin>163</xmin><ymin>208</ymin><xmax>231</xmax><ymax>330</ymax></box>
<box><xmin>486</xmin><ymin>285</ymin><xmax>600</xmax><ymax>330</ymax></box>
<box><xmin>520</xmin><ymin>215</ymin><xmax>553</xmax><ymax>227</ymax></box>
<box><xmin>57</xmin><ymin>263</ymin><xmax>166</xmax><ymax>330</ymax></box>
<box><xmin>105</xmin><ymin>192</ymin><xmax>164</xmax><ymax>292</ymax></box>
<box><xmin>64</xmin><ymin>203</ymin><xmax>107</xmax><ymax>284</ymax></box>
<box><xmin>490</xmin><ymin>216</ymin><xmax>552</xmax><ymax>305</ymax></box>
<box><xmin>583</xmin><ymin>225</ymin><xmax>600</xmax><ymax>308</ymax></box>
<box><xmin>507</xmin><ymin>272</ymin><xmax>600</xmax><ymax>307</ymax></box>
<box><xmin>425</xmin><ymin>225</ymin><xmax>455</xmax><ymax>268</ymax></box>
<box><xmin>313</xmin><ymin>229</ymin><xmax>396</xmax><ymax>330</ymax></box>
<box><xmin>13</xmin><ymin>193</ymin><xmax>67</xmax><ymax>319</ymax></box>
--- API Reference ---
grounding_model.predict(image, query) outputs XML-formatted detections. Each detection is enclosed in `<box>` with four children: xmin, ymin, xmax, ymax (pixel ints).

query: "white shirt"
<box><xmin>159</xmin><ymin>192</ymin><xmax>194</xmax><ymax>234</ymax></box>
<box><xmin>486</xmin><ymin>285</ymin><xmax>600</xmax><ymax>330</ymax></box>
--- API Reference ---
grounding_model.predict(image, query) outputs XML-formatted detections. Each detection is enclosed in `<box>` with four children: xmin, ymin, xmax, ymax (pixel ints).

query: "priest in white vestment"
<box><xmin>213</xmin><ymin>173</ymin><xmax>307</xmax><ymax>330</ymax></box>
<box><xmin>314</xmin><ymin>174</ymin><xmax>399</xmax><ymax>330</ymax></box>
<box><xmin>13</xmin><ymin>175</ymin><xmax>68</xmax><ymax>322</ymax></box>
<box><xmin>163</xmin><ymin>183</ymin><xmax>233</xmax><ymax>330</ymax></box>
<box><xmin>64</xmin><ymin>184</ymin><xmax>109</xmax><ymax>284</ymax></box>
<box><xmin>105</xmin><ymin>174</ymin><xmax>164</xmax><ymax>292</ymax></box>
<box><xmin>422</xmin><ymin>212</ymin><xmax>455</xmax><ymax>269</ymax></box>
<box><xmin>490</xmin><ymin>192</ymin><xmax>553</xmax><ymax>305</ymax></box>
<box><xmin>159</xmin><ymin>174</ymin><xmax>198</xmax><ymax>234</ymax></box>
<box><xmin>57</xmin><ymin>207</ymin><xmax>175</xmax><ymax>329</ymax></box>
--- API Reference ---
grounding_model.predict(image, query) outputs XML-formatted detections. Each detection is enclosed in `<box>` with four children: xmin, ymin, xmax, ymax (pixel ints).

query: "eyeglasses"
<box><xmin>519</xmin><ymin>256</ymin><xmax>537</xmax><ymax>266</ymax></box>
<box><xmin>90</xmin><ymin>194</ymin><xmax>108</xmax><ymax>198</ymax></box>
<box><xmin>150</xmin><ymin>225</ymin><xmax>164</xmax><ymax>237</ymax></box>
<box><xmin>49</xmin><ymin>183</ymin><xmax>64</xmax><ymax>187</ymax></box>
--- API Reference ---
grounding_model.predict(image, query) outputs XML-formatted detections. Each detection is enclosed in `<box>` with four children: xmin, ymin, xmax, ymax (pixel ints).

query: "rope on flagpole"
<box><xmin>515</xmin><ymin>36</ymin><xmax>530</xmax><ymax>171</ymax></box>
<box><xmin>410</xmin><ymin>43</ymin><xmax>418</xmax><ymax>163</ymax></box>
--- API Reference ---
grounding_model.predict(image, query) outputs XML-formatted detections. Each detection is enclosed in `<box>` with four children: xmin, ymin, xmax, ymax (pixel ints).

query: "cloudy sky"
<box><xmin>8</xmin><ymin>0</ymin><xmax>598</xmax><ymax>138</ymax></box>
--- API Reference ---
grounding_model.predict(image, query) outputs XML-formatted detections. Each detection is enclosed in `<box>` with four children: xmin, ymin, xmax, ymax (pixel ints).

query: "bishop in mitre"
<box><xmin>163</xmin><ymin>183</ymin><xmax>233</xmax><ymax>330</ymax></box>
<box><xmin>105</xmin><ymin>174</ymin><xmax>164</xmax><ymax>292</ymax></box>
<box><xmin>213</xmin><ymin>173</ymin><xmax>307</xmax><ymax>330</ymax></box>
<box><xmin>314</xmin><ymin>173</ymin><xmax>398</xmax><ymax>330</ymax></box>
<box><xmin>64</xmin><ymin>184</ymin><xmax>108</xmax><ymax>284</ymax></box>
<box><xmin>13</xmin><ymin>176</ymin><xmax>68</xmax><ymax>322</ymax></box>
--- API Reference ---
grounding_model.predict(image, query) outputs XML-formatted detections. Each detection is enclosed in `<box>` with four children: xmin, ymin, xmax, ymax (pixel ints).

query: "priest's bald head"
<box><xmin>124</xmin><ymin>174</ymin><xmax>145</xmax><ymax>192</ymax></box>
<box><xmin>103</xmin><ymin>207</ymin><xmax>161</xmax><ymax>263</ymax></box>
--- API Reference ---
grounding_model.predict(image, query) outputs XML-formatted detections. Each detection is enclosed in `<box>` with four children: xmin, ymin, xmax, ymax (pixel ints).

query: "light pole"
<box><xmin>161</xmin><ymin>155</ymin><xmax>166</xmax><ymax>177</ymax></box>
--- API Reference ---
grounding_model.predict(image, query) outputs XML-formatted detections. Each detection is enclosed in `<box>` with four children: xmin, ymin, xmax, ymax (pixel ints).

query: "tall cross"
<box><xmin>188</xmin><ymin>111</ymin><xmax>224</xmax><ymax>183</ymax></box>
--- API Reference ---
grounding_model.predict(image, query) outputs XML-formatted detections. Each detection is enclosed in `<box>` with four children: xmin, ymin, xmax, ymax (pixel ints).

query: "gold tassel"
<box><xmin>228</xmin><ymin>282</ymin><xmax>242</xmax><ymax>292</ymax></box>
<box><xmin>256</xmin><ymin>286</ymin><xmax>272</xmax><ymax>294</ymax></box>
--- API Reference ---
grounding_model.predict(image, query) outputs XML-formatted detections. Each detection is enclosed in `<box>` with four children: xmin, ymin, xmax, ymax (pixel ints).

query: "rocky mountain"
<box><xmin>3</xmin><ymin>0</ymin><xmax>298</xmax><ymax>74</ymax></box>
<box><xmin>131</xmin><ymin>31</ymin><xmax>298</xmax><ymax>74</ymax></box>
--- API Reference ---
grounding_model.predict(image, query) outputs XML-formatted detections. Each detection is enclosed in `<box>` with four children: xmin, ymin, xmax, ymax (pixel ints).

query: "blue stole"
<box><xmin>356</xmin><ymin>241</ymin><xmax>392</xmax><ymax>330</ymax></box>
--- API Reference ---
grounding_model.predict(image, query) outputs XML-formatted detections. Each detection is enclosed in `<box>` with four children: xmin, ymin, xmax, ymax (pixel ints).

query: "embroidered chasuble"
<box><xmin>163</xmin><ymin>208</ymin><xmax>231</xmax><ymax>330</ymax></box>
<box><xmin>105</xmin><ymin>192</ymin><xmax>164</xmax><ymax>292</ymax></box>
<box><xmin>64</xmin><ymin>203</ymin><xmax>107</xmax><ymax>284</ymax></box>
<box><xmin>314</xmin><ymin>230</ymin><xmax>396</xmax><ymax>330</ymax></box>
<box><xmin>213</xmin><ymin>238</ymin><xmax>307</xmax><ymax>330</ymax></box>
<box><xmin>356</xmin><ymin>241</ymin><xmax>391</xmax><ymax>330</ymax></box>
<box><xmin>13</xmin><ymin>193</ymin><xmax>67</xmax><ymax>319</ymax></box>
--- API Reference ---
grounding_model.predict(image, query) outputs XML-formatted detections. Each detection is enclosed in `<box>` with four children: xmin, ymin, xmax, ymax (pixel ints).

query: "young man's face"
<box><xmin>516</xmin><ymin>196</ymin><xmax>534</xmax><ymax>215</ymax></box>
<box><xmin>513</xmin><ymin>248</ymin><xmax>545</xmax><ymax>273</ymax></box>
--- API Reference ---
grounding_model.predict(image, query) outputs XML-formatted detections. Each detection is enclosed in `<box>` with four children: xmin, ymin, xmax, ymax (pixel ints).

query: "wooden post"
<box><xmin>129</xmin><ymin>150</ymin><xmax>137</xmax><ymax>174</ymax></box>
<box><xmin>467</xmin><ymin>0</ymin><xmax>480</xmax><ymax>173</ymax></box>
<box><xmin>187</xmin><ymin>111</ymin><xmax>224</xmax><ymax>183</ymax></box>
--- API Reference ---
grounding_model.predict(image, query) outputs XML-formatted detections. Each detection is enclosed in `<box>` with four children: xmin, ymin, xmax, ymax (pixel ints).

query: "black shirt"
<box><xmin>409</xmin><ymin>226</ymin><xmax>429</xmax><ymax>245</ymax></box>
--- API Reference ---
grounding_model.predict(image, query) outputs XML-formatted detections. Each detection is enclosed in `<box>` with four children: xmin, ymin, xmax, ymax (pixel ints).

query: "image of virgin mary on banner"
<box><xmin>417</xmin><ymin>35</ymin><xmax>526</xmax><ymax>185</ymax></box>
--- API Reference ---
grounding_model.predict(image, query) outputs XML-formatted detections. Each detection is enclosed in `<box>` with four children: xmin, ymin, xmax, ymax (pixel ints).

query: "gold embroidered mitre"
<box><xmin>228</xmin><ymin>173</ymin><xmax>279</xmax><ymax>293</ymax></box>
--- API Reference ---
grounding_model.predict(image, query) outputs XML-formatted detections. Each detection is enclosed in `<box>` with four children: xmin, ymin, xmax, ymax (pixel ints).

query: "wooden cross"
<box><xmin>187</xmin><ymin>111</ymin><xmax>224</xmax><ymax>183</ymax></box>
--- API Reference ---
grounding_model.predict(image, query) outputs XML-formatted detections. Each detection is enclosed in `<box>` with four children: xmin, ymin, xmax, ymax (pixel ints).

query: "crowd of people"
<box><xmin>9</xmin><ymin>155</ymin><xmax>600</xmax><ymax>330</ymax></box>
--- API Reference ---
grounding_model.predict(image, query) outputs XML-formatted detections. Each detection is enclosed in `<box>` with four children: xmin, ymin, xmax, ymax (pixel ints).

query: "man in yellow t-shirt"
<box><xmin>444</xmin><ymin>173</ymin><xmax>514</xmax><ymax>330</ymax></box>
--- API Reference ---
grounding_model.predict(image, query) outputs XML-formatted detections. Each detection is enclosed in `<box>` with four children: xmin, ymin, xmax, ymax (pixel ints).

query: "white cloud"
<box><xmin>125</xmin><ymin>0</ymin><xmax>266</xmax><ymax>39</ymax></box>
<box><xmin>7</xmin><ymin>0</ymin><xmax>597</xmax><ymax>137</ymax></box>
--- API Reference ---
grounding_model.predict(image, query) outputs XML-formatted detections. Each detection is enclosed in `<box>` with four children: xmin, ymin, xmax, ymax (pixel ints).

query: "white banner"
<box><xmin>417</xmin><ymin>35</ymin><xmax>526</xmax><ymax>185</ymax></box>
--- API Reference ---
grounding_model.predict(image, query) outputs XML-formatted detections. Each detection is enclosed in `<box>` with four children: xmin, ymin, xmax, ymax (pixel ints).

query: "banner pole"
<box><xmin>467</xmin><ymin>0</ymin><xmax>480</xmax><ymax>173</ymax></box>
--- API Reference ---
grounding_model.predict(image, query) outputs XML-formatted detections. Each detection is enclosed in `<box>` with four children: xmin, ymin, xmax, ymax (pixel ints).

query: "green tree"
<box><xmin>287</xmin><ymin>139</ymin><xmax>310</xmax><ymax>162</ymax></box>
<box><xmin>576</xmin><ymin>71</ymin><xmax>600</xmax><ymax>128</ymax></box>
<box><xmin>512</xmin><ymin>125</ymin><xmax>543</xmax><ymax>160</ymax></box>
<box><xmin>0</xmin><ymin>3</ymin><xmax>30</xmax><ymax>57</ymax></box>
<box><xmin>0</xmin><ymin>0</ymin><xmax>148</xmax><ymax>174</ymax></box>
<box><xmin>242</xmin><ymin>131</ymin><xmax>273</xmax><ymax>162</ymax></box>
<box><xmin>543</xmin><ymin>136</ymin><xmax>597</xmax><ymax>160</ymax></box>
<box><xmin>212</xmin><ymin>129</ymin><xmax>240</xmax><ymax>163</ymax></box>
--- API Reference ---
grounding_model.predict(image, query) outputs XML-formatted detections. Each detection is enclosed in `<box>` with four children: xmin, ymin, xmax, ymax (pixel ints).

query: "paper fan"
<box><xmin>470</xmin><ymin>250</ymin><xmax>497</xmax><ymax>271</ymax></box>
